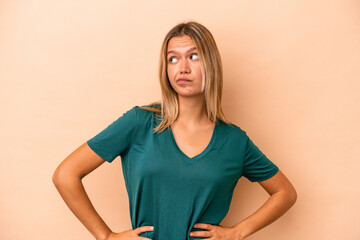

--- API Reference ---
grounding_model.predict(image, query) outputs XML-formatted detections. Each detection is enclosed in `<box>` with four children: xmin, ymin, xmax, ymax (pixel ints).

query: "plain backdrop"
<box><xmin>1</xmin><ymin>0</ymin><xmax>359</xmax><ymax>239</ymax></box>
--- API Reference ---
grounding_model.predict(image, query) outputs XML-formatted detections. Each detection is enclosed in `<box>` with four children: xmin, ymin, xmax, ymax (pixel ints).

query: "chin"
<box><xmin>177</xmin><ymin>90</ymin><xmax>204</xmax><ymax>98</ymax></box>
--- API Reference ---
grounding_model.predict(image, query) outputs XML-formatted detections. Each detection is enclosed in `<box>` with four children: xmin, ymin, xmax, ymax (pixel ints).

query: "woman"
<box><xmin>52</xmin><ymin>21</ymin><xmax>297</xmax><ymax>240</ymax></box>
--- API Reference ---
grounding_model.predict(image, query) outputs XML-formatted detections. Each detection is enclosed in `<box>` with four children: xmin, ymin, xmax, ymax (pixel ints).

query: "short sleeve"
<box><xmin>242</xmin><ymin>133</ymin><xmax>279</xmax><ymax>182</ymax></box>
<box><xmin>87</xmin><ymin>106</ymin><xmax>138</xmax><ymax>163</ymax></box>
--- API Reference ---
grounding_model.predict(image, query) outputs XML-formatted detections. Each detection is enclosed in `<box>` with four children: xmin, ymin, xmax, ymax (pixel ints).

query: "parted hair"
<box><xmin>140</xmin><ymin>20</ymin><xmax>232</xmax><ymax>133</ymax></box>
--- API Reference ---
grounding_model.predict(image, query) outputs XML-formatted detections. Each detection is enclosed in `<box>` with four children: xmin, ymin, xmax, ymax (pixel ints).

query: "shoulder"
<box><xmin>216</xmin><ymin>120</ymin><xmax>250</xmax><ymax>148</ymax></box>
<box><xmin>212</xmin><ymin>120</ymin><xmax>250</xmax><ymax>153</ymax></box>
<box><xmin>130</xmin><ymin>104</ymin><xmax>162</xmax><ymax>129</ymax></box>
<box><xmin>134</xmin><ymin>103</ymin><xmax>161</xmax><ymax>118</ymax></box>
<box><xmin>218</xmin><ymin>119</ymin><xmax>247</xmax><ymax>137</ymax></box>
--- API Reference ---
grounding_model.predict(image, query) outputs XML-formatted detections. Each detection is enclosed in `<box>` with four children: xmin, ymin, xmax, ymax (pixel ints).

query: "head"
<box><xmin>143</xmin><ymin>21</ymin><xmax>231</xmax><ymax>133</ymax></box>
<box><xmin>166</xmin><ymin>35</ymin><xmax>204</xmax><ymax>97</ymax></box>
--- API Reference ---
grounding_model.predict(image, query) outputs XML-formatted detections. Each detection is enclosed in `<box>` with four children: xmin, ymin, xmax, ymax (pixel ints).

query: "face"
<box><xmin>166</xmin><ymin>35</ymin><xmax>204</xmax><ymax>97</ymax></box>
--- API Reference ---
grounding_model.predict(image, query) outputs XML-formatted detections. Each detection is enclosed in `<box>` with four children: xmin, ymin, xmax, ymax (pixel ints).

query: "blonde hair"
<box><xmin>140</xmin><ymin>20</ymin><xmax>233</xmax><ymax>133</ymax></box>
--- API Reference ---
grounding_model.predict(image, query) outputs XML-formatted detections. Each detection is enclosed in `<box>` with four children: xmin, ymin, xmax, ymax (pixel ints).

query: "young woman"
<box><xmin>52</xmin><ymin>21</ymin><xmax>297</xmax><ymax>240</ymax></box>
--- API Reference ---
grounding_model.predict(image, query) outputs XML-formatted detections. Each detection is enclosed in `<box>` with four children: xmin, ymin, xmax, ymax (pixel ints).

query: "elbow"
<box><xmin>288</xmin><ymin>186</ymin><xmax>297</xmax><ymax>207</ymax></box>
<box><xmin>52</xmin><ymin>166</ymin><xmax>63</xmax><ymax>187</ymax></box>
<box><xmin>52</xmin><ymin>164</ymin><xmax>82</xmax><ymax>189</ymax></box>
<box><xmin>276</xmin><ymin>184</ymin><xmax>297</xmax><ymax>208</ymax></box>
<box><xmin>52</xmin><ymin>165</ymin><xmax>73</xmax><ymax>187</ymax></box>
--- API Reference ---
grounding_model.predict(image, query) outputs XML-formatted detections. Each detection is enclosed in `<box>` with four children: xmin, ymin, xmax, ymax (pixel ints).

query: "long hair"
<box><xmin>140</xmin><ymin>20</ymin><xmax>233</xmax><ymax>133</ymax></box>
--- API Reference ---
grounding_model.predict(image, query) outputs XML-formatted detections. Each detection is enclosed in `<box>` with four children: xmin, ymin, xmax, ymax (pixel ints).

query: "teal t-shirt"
<box><xmin>87</xmin><ymin>104</ymin><xmax>279</xmax><ymax>240</ymax></box>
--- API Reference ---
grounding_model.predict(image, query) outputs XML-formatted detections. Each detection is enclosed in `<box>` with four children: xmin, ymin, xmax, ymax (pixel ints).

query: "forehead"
<box><xmin>167</xmin><ymin>35</ymin><xmax>197</xmax><ymax>53</ymax></box>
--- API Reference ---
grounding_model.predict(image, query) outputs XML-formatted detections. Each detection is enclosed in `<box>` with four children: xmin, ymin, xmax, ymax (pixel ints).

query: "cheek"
<box><xmin>195</xmin><ymin>65</ymin><xmax>202</xmax><ymax>77</ymax></box>
<box><xmin>167</xmin><ymin>67</ymin><xmax>174</xmax><ymax>81</ymax></box>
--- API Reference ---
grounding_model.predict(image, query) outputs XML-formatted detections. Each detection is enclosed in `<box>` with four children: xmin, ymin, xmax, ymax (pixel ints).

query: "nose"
<box><xmin>179</xmin><ymin>59</ymin><xmax>191</xmax><ymax>74</ymax></box>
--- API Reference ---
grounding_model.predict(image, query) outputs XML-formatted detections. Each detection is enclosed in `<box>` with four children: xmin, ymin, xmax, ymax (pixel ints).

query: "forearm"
<box><xmin>52</xmin><ymin>173</ymin><xmax>112</xmax><ymax>240</ymax></box>
<box><xmin>233</xmin><ymin>190</ymin><xmax>296</xmax><ymax>239</ymax></box>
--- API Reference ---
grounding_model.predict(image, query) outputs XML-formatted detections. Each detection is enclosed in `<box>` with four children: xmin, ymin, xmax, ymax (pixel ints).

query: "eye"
<box><xmin>190</xmin><ymin>53</ymin><xmax>199</xmax><ymax>60</ymax></box>
<box><xmin>168</xmin><ymin>57</ymin><xmax>177</xmax><ymax>63</ymax></box>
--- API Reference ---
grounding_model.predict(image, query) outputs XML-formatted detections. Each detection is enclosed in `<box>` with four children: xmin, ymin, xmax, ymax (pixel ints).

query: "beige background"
<box><xmin>1</xmin><ymin>0</ymin><xmax>359</xmax><ymax>239</ymax></box>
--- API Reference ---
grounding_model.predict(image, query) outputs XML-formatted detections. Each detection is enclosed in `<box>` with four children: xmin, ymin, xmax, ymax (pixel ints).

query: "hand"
<box><xmin>104</xmin><ymin>226</ymin><xmax>154</xmax><ymax>240</ymax></box>
<box><xmin>189</xmin><ymin>223</ymin><xmax>243</xmax><ymax>240</ymax></box>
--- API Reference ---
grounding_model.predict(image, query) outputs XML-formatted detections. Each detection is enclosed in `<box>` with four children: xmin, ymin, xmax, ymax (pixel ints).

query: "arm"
<box><xmin>232</xmin><ymin>169</ymin><xmax>297</xmax><ymax>239</ymax></box>
<box><xmin>52</xmin><ymin>142</ymin><xmax>112</xmax><ymax>240</ymax></box>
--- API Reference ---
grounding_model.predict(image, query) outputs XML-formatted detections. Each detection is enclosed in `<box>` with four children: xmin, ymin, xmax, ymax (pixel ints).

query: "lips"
<box><xmin>176</xmin><ymin>78</ymin><xmax>191</xmax><ymax>83</ymax></box>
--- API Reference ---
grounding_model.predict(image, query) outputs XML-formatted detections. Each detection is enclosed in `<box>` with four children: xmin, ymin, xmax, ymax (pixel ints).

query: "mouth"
<box><xmin>176</xmin><ymin>78</ymin><xmax>191</xmax><ymax>84</ymax></box>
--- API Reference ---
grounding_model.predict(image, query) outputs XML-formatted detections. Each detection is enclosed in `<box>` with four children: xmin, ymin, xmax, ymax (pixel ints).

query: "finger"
<box><xmin>194</xmin><ymin>223</ymin><xmax>212</xmax><ymax>230</ymax></box>
<box><xmin>134</xmin><ymin>226</ymin><xmax>154</xmax><ymax>235</ymax></box>
<box><xmin>190</xmin><ymin>230</ymin><xmax>212</xmax><ymax>238</ymax></box>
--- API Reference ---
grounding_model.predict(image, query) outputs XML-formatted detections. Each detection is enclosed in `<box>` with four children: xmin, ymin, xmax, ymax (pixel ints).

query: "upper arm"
<box><xmin>241</xmin><ymin>131</ymin><xmax>279</xmax><ymax>182</ymax></box>
<box><xmin>52</xmin><ymin>106</ymin><xmax>138</xmax><ymax>182</ymax></box>
<box><xmin>53</xmin><ymin>142</ymin><xmax>106</xmax><ymax>181</ymax></box>
<box><xmin>258</xmin><ymin>169</ymin><xmax>297</xmax><ymax>200</ymax></box>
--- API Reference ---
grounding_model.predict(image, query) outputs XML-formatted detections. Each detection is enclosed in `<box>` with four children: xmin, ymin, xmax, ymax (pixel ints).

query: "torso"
<box><xmin>111</xmin><ymin>105</ymin><xmax>278</xmax><ymax>240</ymax></box>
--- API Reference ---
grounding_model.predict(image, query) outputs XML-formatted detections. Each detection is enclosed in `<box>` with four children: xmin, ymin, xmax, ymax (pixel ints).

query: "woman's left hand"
<box><xmin>189</xmin><ymin>223</ymin><xmax>242</xmax><ymax>240</ymax></box>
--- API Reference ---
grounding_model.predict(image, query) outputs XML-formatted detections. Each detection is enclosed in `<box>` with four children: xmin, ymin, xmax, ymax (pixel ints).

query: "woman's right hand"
<box><xmin>105</xmin><ymin>226</ymin><xmax>154</xmax><ymax>240</ymax></box>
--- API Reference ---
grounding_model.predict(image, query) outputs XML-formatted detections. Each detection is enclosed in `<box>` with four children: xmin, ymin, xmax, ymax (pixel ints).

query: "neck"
<box><xmin>176</xmin><ymin>94</ymin><xmax>208</xmax><ymax>127</ymax></box>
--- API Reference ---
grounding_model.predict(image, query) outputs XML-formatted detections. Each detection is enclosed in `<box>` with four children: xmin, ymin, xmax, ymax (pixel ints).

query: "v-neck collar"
<box><xmin>168</xmin><ymin>120</ymin><xmax>219</xmax><ymax>166</ymax></box>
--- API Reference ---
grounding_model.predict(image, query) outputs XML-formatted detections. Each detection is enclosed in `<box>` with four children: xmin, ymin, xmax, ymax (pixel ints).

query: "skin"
<box><xmin>52</xmin><ymin>35</ymin><xmax>297</xmax><ymax>240</ymax></box>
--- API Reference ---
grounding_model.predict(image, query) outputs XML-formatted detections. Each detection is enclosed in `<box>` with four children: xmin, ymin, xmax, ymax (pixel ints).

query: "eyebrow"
<box><xmin>167</xmin><ymin>46</ymin><xmax>197</xmax><ymax>55</ymax></box>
